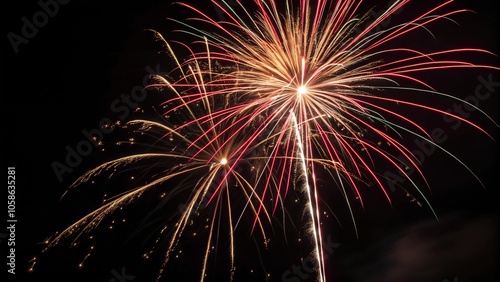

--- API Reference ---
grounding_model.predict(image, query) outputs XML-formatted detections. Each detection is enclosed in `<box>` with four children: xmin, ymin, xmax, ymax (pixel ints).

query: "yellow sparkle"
<box><xmin>220</xmin><ymin>158</ymin><xmax>228</xmax><ymax>165</ymax></box>
<box><xmin>297</xmin><ymin>85</ymin><xmax>308</xmax><ymax>96</ymax></box>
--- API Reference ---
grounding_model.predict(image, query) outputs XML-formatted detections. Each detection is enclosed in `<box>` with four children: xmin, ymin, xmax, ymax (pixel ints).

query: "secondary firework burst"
<box><xmin>31</xmin><ymin>41</ymin><xmax>282</xmax><ymax>280</ymax></box>
<box><xmin>35</xmin><ymin>0</ymin><xmax>498</xmax><ymax>281</ymax></box>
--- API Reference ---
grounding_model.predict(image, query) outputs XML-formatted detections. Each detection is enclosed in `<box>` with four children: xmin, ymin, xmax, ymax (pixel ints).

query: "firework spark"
<box><xmin>36</xmin><ymin>0</ymin><xmax>498</xmax><ymax>281</ymax></box>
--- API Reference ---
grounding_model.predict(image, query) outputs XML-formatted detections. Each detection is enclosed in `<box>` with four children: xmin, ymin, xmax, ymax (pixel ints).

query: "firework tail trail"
<box><xmin>33</xmin><ymin>0</ymin><xmax>500</xmax><ymax>281</ymax></box>
<box><xmin>162</xmin><ymin>1</ymin><xmax>498</xmax><ymax>279</ymax></box>
<box><xmin>291</xmin><ymin>111</ymin><xmax>325</xmax><ymax>282</ymax></box>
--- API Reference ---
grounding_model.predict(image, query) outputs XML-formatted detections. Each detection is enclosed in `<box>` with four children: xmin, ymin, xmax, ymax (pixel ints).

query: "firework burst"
<box><xmin>36</xmin><ymin>0</ymin><xmax>498</xmax><ymax>281</ymax></box>
<box><xmin>33</xmin><ymin>51</ymin><xmax>285</xmax><ymax>280</ymax></box>
<box><xmin>161</xmin><ymin>0</ymin><xmax>498</xmax><ymax>279</ymax></box>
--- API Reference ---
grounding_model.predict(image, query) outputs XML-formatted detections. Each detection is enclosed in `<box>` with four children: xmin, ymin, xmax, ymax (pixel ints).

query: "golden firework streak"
<box><xmin>291</xmin><ymin>111</ymin><xmax>325</xmax><ymax>282</ymax></box>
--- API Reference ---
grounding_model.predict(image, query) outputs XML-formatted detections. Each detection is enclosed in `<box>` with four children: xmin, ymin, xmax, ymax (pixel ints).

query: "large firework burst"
<box><xmin>35</xmin><ymin>0</ymin><xmax>498</xmax><ymax>281</ymax></box>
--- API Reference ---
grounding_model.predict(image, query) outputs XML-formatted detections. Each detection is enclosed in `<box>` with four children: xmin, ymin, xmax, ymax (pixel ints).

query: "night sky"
<box><xmin>3</xmin><ymin>0</ymin><xmax>499</xmax><ymax>281</ymax></box>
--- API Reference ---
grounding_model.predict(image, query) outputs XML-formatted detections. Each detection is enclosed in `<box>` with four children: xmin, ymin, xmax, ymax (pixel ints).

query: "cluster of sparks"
<box><xmin>34</xmin><ymin>0</ymin><xmax>498</xmax><ymax>281</ymax></box>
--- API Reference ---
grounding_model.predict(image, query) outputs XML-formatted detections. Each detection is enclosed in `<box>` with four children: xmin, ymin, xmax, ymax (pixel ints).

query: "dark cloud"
<box><xmin>337</xmin><ymin>212</ymin><xmax>499</xmax><ymax>282</ymax></box>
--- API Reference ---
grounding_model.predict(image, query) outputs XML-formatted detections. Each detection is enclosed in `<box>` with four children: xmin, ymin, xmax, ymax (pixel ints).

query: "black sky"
<box><xmin>3</xmin><ymin>0</ymin><xmax>499</xmax><ymax>281</ymax></box>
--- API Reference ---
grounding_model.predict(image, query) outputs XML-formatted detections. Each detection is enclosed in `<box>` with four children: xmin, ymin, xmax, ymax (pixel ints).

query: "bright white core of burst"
<box><xmin>297</xmin><ymin>86</ymin><xmax>308</xmax><ymax>96</ymax></box>
<box><xmin>220</xmin><ymin>158</ymin><xmax>228</xmax><ymax>165</ymax></box>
